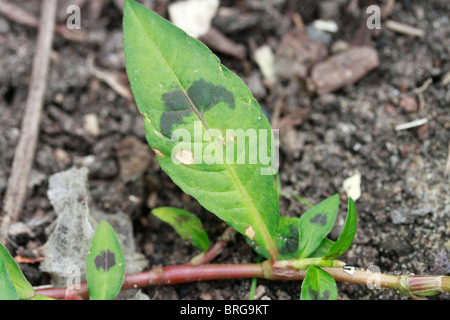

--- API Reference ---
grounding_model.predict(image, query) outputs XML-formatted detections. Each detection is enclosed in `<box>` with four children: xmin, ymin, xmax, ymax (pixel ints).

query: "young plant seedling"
<box><xmin>0</xmin><ymin>220</ymin><xmax>125</xmax><ymax>300</ymax></box>
<box><xmin>120</xmin><ymin>0</ymin><xmax>449</xmax><ymax>300</ymax></box>
<box><xmin>122</xmin><ymin>0</ymin><xmax>356</xmax><ymax>299</ymax></box>
<box><xmin>0</xmin><ymin>0</ymin><xmax>448</xmax><ymax>301</ymax></box>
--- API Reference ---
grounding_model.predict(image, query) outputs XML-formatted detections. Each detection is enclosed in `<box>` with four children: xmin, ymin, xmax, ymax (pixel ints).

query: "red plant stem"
<box><xmin>34</xmin><ymin>261</ymin><xmax>450</xmax><ymax>300</ymax></box>
<box><xmin>188</xmin><ymin>227</ymin><xmax>235</xmax><ymax>265</ymax></box>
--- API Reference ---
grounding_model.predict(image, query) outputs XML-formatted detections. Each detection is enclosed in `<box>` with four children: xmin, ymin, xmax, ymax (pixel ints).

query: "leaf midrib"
<box><xmin>129</xmin><ymin>5</ymin><xmax>277</xmax><ymax>259</ymax></box>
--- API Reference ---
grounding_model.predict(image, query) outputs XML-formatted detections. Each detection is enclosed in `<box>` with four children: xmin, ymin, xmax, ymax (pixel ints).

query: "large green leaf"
<box><xmin>0</xmin><ymin>255</ymin><xmax>19</xmax><ymax>300</ymax></box>
<box><xmin>297</xmin><ymin>194</ymin><xmax>339</xmax><ymax>259</ymax></box>
<box><xmin>300</xmin><ymin>266</ymin><xmax>338</xmax><ymax>300</ymax></box>
<box><xmin>123</xmin><ymin>0</ymin><xmax>279</xmax><ymax>259</ymax></box>
<box><xmin>152</xmin><ymin>207</ymin><xmax>210</xmax><ymax>252</ymax></box>
<box><xmin>86</xmin><ymin>221</ymin><xmax>125</xmax><ymax>300</ymax></box>
<box><xmin>325</xmin><ymin>197</ymin><xmax>357</xmax><ymax>260</ymax></box>
<box><xmin>0</xmin><ymin>243</ymin><xmax>35</xmax><ymax>299</ymax></box>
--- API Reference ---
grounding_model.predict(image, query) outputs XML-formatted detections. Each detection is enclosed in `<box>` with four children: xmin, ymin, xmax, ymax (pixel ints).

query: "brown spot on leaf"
<box><xmin>245</xmin><ymin>226</ymin><xmax>255</xmax><ymax>240</ymax></box>
<box><xmin>94</xmin><ymin>250</ymin><xmax>116</xmax><ymax>272</ymax></box>
<box><xmin>152</xmin><ymin>148</ymin><xmax>164</xmax><ymax>158</ymax></box>
<box><xmin>175</xmin><ymin>149</ymin><xmax>194</xmax><ymax>165</ymax></box>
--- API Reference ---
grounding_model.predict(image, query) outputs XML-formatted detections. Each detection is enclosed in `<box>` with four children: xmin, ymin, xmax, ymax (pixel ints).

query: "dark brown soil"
<box><xmin>0</xmin><ymin>0</ymin><xmax>448</xmax><ymax>300</ymax></box>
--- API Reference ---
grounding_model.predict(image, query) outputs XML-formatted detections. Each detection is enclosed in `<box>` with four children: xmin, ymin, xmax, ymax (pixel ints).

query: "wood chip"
<box><xmin>87</xmin><ymin>55</ymin><xmax>132</xmax><ymax>100</ymax></box>
<box><xmin>310</xmin><ymin>46</ymin><xmax>379</xmax><ymax>93</ymax></box>
<box><xmin>199</xmin><ymin>27</ymin><xmax>246</xmax><ymax>60</ymax></box>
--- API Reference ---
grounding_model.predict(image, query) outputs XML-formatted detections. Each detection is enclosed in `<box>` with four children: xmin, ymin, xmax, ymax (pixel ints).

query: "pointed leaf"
<box><xmin>0</xmin><ymin>243</ymin><xmax>35</xmax><ymax>299</ymax></box>
<box><xmin>297</xmin><ymin>194</ymin><xmax>339</xmax><ymax>259</ymax></box>
<box><xmin>300</xmin><ymin>266</ymin><xmax>338</xmax><ymax>300</ymax></box>
<box><xmin>123</xmin><ymin>0</ymin><xmax>279</xmax><ymax>259</ymax></box>
<box><xmin>310</xmin><ymin>238</ymin><xmax>335</xmax><ymax>258</ymax></box>
<box><xmin>152</xmin><ymin>207</ymin><xmax>210</xmax><ymax>251</ymax></box>
<box><xmin>0</xmin><ymin>255</ymin><xmax>19</xmax><ymax>300</ymax></box>
<box><xmin>86</xmin><ymin>221</ymin><xmax>125</xmax><ymax>300</ymax></box>
<box><xmin>325</xmin><ymin>197</ymin><xmax>357</xmax><ymax>260</ymax></box>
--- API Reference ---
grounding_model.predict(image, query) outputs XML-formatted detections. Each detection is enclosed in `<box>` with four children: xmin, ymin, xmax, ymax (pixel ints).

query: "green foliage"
<box><xmin>123</xmin><ymin>0</ymin><xmax>279</xmax><ymax>259</ymax></box>
<box><xmin>86</xmin><ymin>221</ymin><xmax>126</xmax><ymax>300</ymax></box>
<box><xmin>121</xmin><ymin>0</ymin><xmax>361</xmax><ymax>301</ymax></box>
<box><xmin>300</xmin><ymin>265</ymin><xmax>338</xmax><ymax>300</ymax></box>
<box><xmin>152</xmin><ymin>207</ymin><xmax>210</xmax><ymax>252</ymax></box>
<box><xmin>325</xmin><ymin>198</ymin><xmax>357</xmax><ymax>260</ymax></box>
<box><xmin>0</xmin><ymin>254</ymin><xmax>19</xmax><ymax>300</ymax></box>
<box><xmin>0</xmin><ymin>243</ymin><xmax>35</xmax><ymax>299</ymax></box>
<box><xmin>296</xmin><ymin>194</ymin><xmax>340</xmax><ymax>259</ymax></box>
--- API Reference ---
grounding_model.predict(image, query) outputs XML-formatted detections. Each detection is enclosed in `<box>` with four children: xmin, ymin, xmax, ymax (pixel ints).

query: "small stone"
<box><xmin>168</xmin><ymin>0</ymin><xmax>219</xmax><ymax>38</ymax></box>
<box><xmin>254</xmin><ymin>44</ymin><xmax>276</xmax><ymax>82</ymax></box>
<box><xmin>416</xmin><ymin>123</ymin><xmax>430</xmax><ymax>141</ymax></box>
<box><xmin>343</xmin><ymin>172</ymin><xmax>361</xmax><ymax>201</ymax></box>
<box><xmin>53</xmin><ymin>148</ymin><xmax>71</xmax><ymax>164</ymax></box>
<box><xmin>399</xmin><ymin>95</ymin><xmax>418</xmax><ymax>113</ymax></box>
<box><xmin>384</xmin><ymin>104</ymin><xmax>399</xmax><ymax>117</ymax></box>
<box><xmin>398</xmin><ymin>144</ymin><xmax>412</xmax><ymax>158</ymax></box>
<box><xmin>310</xmin><ymin>46</ymin><xmax>379</xmax><ymax>93</ymax></box>
<box><xmin>117</xmin><ymin>136</ymin><xmax>152</xmax><ymax>180</ymax></box>
<box><xmin>331</xmin><ymin>40</ymin><xmax>350</xmax><ymax>54</ymax></box>
<box><xmin>275</xmin><ymin>29</ymin><xmax>328</xmax><ymax>80</ymax></box>
<box><xmin>306</xmin><ymin>25</ymin><xmax>332</xmax><ymax>45</ymax></box>
<box><xmin>83</xmin><ymin>113</ymin><xmax>100</xmax><ymax>137</ymax></box>
<box><xmin>8</xmin><ymin>222</ymin><xmax>34</xmax><ymax>238</ymax></box>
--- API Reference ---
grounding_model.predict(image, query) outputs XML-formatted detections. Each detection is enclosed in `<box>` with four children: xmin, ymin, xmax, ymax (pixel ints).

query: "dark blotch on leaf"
<box><xmin>319</xmin><ymin>291</ymin><xmax>331</xmax><ymax>300</ymax></box>
<box><xmin>279</xmin><ymin>227</ymin><xmax>299</xmax><ymax>255</ymax></box>
<box><xmin>307</xmin><ymin>287</ymin><xmax>331</xmax><ymax>300</ymax></box>
<box><xmin>310</xmin><ymin>213</ymin><xmax>327</xmax><ymax>226</ymax></box>
<box><xmin>94</xmin><ymin>250</ymin><xmax>116</xmax><ymax>272</ymax></box>
<box><xmin>308</xmin><ymin>287</ymin><xmax>318</xmax><ymax>300</ymax></box>
<box><xmin>160</xmin><ymin>79</ymin><xmax>235</xmax><ymax>137</ymax></box>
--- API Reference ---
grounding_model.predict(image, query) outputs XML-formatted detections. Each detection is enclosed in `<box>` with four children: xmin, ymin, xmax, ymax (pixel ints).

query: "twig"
<box><xmin>385</xmin><ymin>20</ymin><xmax>425</xmax><ymax>37</ymax></box>
<box><xmin>444</xmin><ymin>142</ymin><xmax>450</xmax><ymax>178</ymax></box>
<box><xmin>86</xmin><ymin>55</ymin><xmax>133</xmax><ymax>100</ymax></box>
<box><xmin>395</xmin><ymin>118</ymin><xmax>428</xmax><ymax>131</ymax></box>
<box><xmin>34</xmin><ymin>262</ymin><xmax>450</xmax><ymax>300</ymax></box>
<box><xmin>381</xmin><ymin>0</ymin><xmax>395</xmax><ymax>19</ymax></box>
<box><xmin>413</xmin><ymin>78</ymin><xmax>433</xmax><ymax>116</ymax></box>
<box><xmin>0</xmin><ymin>0</ymin><xmax>57</xmax><ymax>245</ymax></box>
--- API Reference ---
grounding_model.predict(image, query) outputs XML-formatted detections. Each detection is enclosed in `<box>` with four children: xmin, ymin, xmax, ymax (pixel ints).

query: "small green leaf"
<box><xmin>86</xmin><ymin>221</ymin><xmax>125</xmax><ymax>300</ymax></box>
<box><xmin>0</xmin><ymin>243</ymin><xmax>35</xmax><ymax>299</ymax></box>
<box><xmin>297</xmin><ymin>194</ymin><xmax>339</xmax><ymax>259</ymax></box>
<box><xmin>152</xmin><ymin>207</ymin><xmax>210</xmax><ymax>252</ymax></box>
<box><xmin>309</xmin><ymin>238</ymin><xmax>335</xmax><ymax>258</ymax></box>
<box><xmin>0</xmin><ymin>255</ymin><xmax>19</xmax><ymax>300</ymax></box>
<box><xmin>325</xmin><ymin>197</ymin><xmax>357</xmax><ymax>260</ymax></box>
<box><xmin>300</xmin><ymin>266</ymin><xmax>338</xmax><ymax>300</ymax></box>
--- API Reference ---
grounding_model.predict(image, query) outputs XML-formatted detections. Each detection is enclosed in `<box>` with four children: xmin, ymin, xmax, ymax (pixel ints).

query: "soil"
<box><xmin>0</xmin><ymin>0</ymin><xmax>449</xmax><ymax>300</ymax></box>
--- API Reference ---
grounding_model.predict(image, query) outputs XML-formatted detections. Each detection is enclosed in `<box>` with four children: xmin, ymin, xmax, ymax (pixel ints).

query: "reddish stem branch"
<box><xmin>34</xmin><ymin>261</ymin><xmax>450</xmax><ymax>300</ymax></box>
<box><xmin>188</xmin><ymin>227</ymin><xmax>235</xmax><ymax>265</ymax></box>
